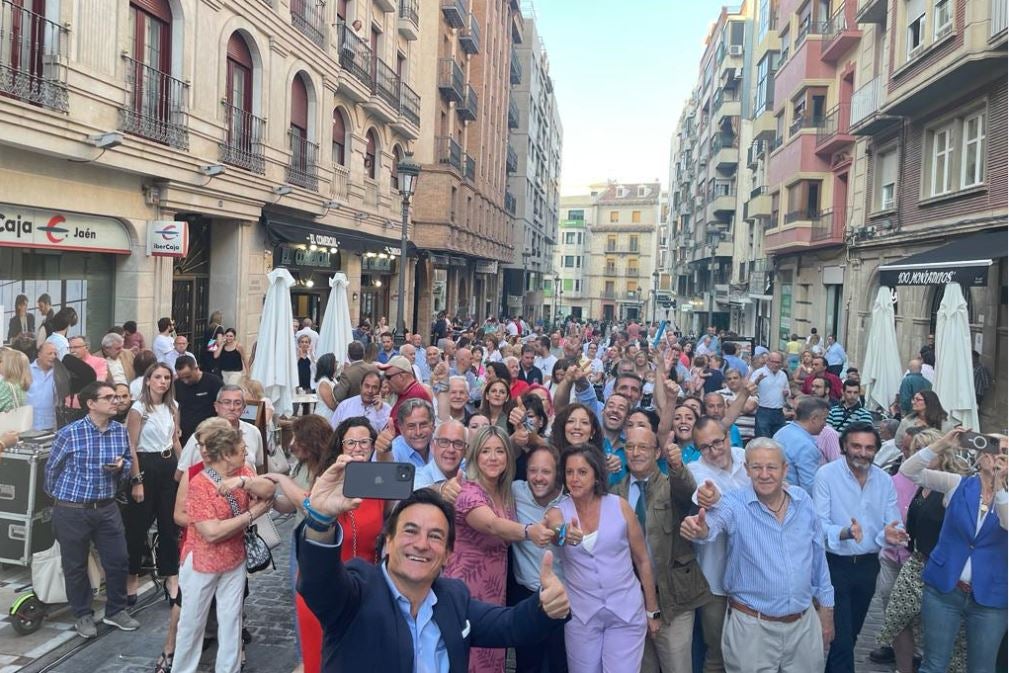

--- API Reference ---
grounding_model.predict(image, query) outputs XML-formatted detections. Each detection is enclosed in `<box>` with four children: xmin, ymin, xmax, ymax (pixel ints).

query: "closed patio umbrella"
<box><xmin>316</xmin><ymin>273</ymin><xmax>354</xmax><ymax>364</ymax></box>
<box><xmin>933</xmin><ymin>282</ymin><xmax>979</xmax><ymax>431</ymax></box>
<box><xmin>251</xmin><ymin>268</ymin><xmax>299</xmax><ymax>417</ymax></box>
<box><xmin>862</xmin><ymin>286</ymin><xmax>904</xmax><ymax>413</ymax></box>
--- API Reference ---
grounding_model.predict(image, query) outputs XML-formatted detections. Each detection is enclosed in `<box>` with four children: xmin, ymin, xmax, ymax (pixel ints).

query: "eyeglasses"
<box><xmin>342</xmin><ymin>438</ymin><xmax>373</xmax><ymax>449</ymax></box>
<box><xmin>698</xmin><ymin>438</ymin><xmax>726</xmax><ymax>452</ymax></box>
<box><xmin>433</xmin><ymin>437</ymin><xmax>467</xmax><ymax>450</ymax></box>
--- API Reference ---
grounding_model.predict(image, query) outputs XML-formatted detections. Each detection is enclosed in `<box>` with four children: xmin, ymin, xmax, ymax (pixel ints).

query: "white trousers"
<box><xmin>721</xmin><ymin>605</ymin><xmax>824</xmax><ymax>673</ymax></box>
<box><xmin>172</xmin><ymin>553</ymin><xmax>246</xmax><ymax>673</ymax></box>
<box><xmin>641</xmin><ymin>609</ymin><xmax>694</xmax><ymax>673</ymax></box>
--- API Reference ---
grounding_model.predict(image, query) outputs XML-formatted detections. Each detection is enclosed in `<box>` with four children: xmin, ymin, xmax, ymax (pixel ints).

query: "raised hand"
<box><xmin>680</xmin><ymin>507</ymin><xmax>709</xmax><ymax>541</ymax></box>
<box><xmin>665</xmin><ymin>441</ymin><xmax>683</xmax><ymax>471</ymax></box>
<box><xmin>527</xmin><ymin>521</ymin><xmax>555</xmax><ymax>547</ymax></box>
<box><xmin>883</xmin><ymin>520</ymin><xmax>909</xmax><ymax>546</ymax></box>
<box><xmin>440</xmin><ymin>472</ymin><xmax>463</xmax><ymax>505</ymax></box>
<box><xmin>696</xmin><ymin>479</ymin><xmax>719</xmax><ymax>509</ymax></box>
<box><xmin>375</xmin><ymin>419</ymin><xmax>396</xmax><ymax>455</ymax></box>
<box><xmin>663</xmin><ymin>378</ymin><xmax>681</xmax><ymax>399</ymax></box>
<box><xmin>308</xmin><ymin>454</ymin><xmax>362</xmax><ymax>519</ymax></box>
<box><xmin>538</xmin><ymin>551</ymin><xmax>570</xmax><ymax>619</ymax></box>
<box><xmin>565</xmin><ymin>517</ymin><xmax>584</xmax><ymax>546</ymax></box>
<box><xmin>508</xmin><ymin>402</ymin><xmax>527</xmax><ymax>428</ymax></box>
<box><xmin>848</xmin><ymin>517</ymin><xmax>863</xmax><ymax>543</ymax></box>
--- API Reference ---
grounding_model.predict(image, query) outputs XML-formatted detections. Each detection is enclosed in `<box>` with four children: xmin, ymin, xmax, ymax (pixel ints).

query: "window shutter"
<box><xmin>131</xmin><ymin>0</ymin><xmax>171</xmax><ymax>22</ymax></box>
<box><xmin>881</xmin><ymin>150</ymin><xmax>897</xmax><ymax>185</ymax></box>
<box><xmin>291</xmin><ymin>75</ymin><xmax>308</xmax><ymax>130</ymax></box>
<box><xmin>907</xmin><ymin>0</ymin><xmax>925</xmax><ymax>18</ymax></box>
<box><xmin>227</xmin><ymin>33</ymin><xmax>253</xmax><ymax>69</ymax></box>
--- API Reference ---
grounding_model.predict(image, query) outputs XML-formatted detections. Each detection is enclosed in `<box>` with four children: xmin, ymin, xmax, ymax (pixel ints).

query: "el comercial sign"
<box><xmin>0</xmin><ymin>203</ymin><xmax>132</xmax><ymax>254</ymax></box>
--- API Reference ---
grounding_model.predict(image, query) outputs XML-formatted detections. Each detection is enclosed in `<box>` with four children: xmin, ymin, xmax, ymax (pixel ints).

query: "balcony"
<box><xmin>291</xmin><ymin>0</ymin><xmax>326</xmax><ymax>48</ymax></box>
<box><xmin>708</xmin><ymin>184</ymin><xmax>736</xmax><ymax>216</ymax></box>
<box><xmin>601</xmin><ymin>289</ymin><xmax>616</xmax><ymax>299</ymax></box>
<box><xmin>464</xmin><ymin>153</ymin><xmax>476</xmax><ymax>181</ymax></box>
<box><xmin>713</xmin><ymin>87</ymin><xmax>741</xmax><ymax>122</ymax></box>
<box><xmin>457</xmin><ymin>84</ymin><xmax>478</xmax><ymax>121</ymax></box>
<box><xmin>618</xmin><ymin>290</ymin><xmax>641</xmax><ymax>302</ymax></box>
<box><xmin>374</xmin><ymin>0</ymin><xmax>396</xmax><ymax>12</ymax></box>
<box><xmin>508</xmin><ymin>97</ymin><xmax>519</xmax><ymax>128</ymax></box>
<box><xmin>815</xmin><ymin>103</ymin><xmax>854</xmax><ymax>156</ymax></box>
<box><xmin>810</xmin><ymin>208</ymin><xmax>841</xmax><ymax>242</ymax></box>
<box><xmin>744</xmin><ymin>188</ymin><xmax>773</xmax><ymax>221</ymax></box>
<box><xmin>856</xmin><ymin>0</ymin><xmax>887</xmax><ymax>24</ymax></box>
<box><xmin>784</xmin><ymin>207</ymin><xmax>821</xmax><ymax>225</ymax></box>
<box><xmin>788</xmin><ymin>113</ymin><xmax>822</xmax><ymax>137</ymax></box>
<box><xmin>460</xmin><ymin>12</ymin><xmax>481</xmax><ymax>54</ymax></box>
<box><xmin>510</xmin><ymin>48</ymin><xmax>522</xmax><ymax>84</ymax></box>
<box><xmin>504</xmin><ymin>190</ymin><xmax>517</xmax><ymax>215</ymax></box>
<box><xmin>436</xmin><ymin>136</ymin><xmax>462</xmax><ymax>172</ymax></box>
<box><xmin>796</xmin><ymin>17</ymin><xmax>825</xmax><ymax>44</ymax></box>
<box><xmin>338</xmin><ymin>22</ymin><xmax>373</xmax><ymax>91</ymax></box>
<box><xmin>849</xmin><ymin>76</ymin><xmax>900</xmax><ymax>135</ymax></box>
<box><xmin>219</xmin><ymin>103</ymin><xmax>266</xmax><ymax>174</ymax></box>
<box><xmin>398</xmin><ymin>0</ymin><xmax>419</xmax><ymax>40</ymax></box>
<box><xmin>819</xmin><ymin>9</ymin><xmax>860</xmax><ymax>63</ymax></box>
<box><xmin>506</xmin><ymin>144</ymin><xmax>518</xmax><ymax>174</ymax></box>
<box><xmin>441</xmin><ymin>0</ymin><xmax>466</xmax><ymax>28</ymax></box>
<box><xmin>370</xmin><ymin>59</ymin><xmax>401</xmax><ymax>117</ymax></box>
<box><xmin>710</xmin><ymin>134</ymin><xmax>739</xmax><ymax>171</ymax></box>
<box><xmin>438</xmin><ymin>58</ymin><xmax>464</xmax><ymax>103</ymax></box>
<box><xmin>0</xmin><ymin>0</ymin><xmax>68</xmax><ymax>112</ymax></box>
<box><xmin>286</xmin><ymin>131</ymin><xmax>319</xmax><ymax>191</ymax></box>
<box><xmin>119</xmin><ymin>56</ymin><xmax>189</xmax><ymax>149</ymax></box>
<box><xmin>398</xmin><ymin>82</ymin><xmax>420</xmax><ymax>128</ymax></box>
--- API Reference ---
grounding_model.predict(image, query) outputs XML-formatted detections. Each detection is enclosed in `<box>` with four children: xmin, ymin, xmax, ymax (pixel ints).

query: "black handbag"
<box><xmin>202</xmin><ymin>467</ymin><xmax>274</xmax><ymax>574</ymax></box>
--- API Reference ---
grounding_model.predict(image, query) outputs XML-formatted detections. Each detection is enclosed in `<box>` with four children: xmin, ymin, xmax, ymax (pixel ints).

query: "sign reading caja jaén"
<box><xmin>0</xmin><ymin>203</ymin><xmax>132</xmax><ymax>254</ymax></box>
<box><xmin>146</xmin><ymin>220</ymin><xmax>189</xmax><ymax>257</ymax></box>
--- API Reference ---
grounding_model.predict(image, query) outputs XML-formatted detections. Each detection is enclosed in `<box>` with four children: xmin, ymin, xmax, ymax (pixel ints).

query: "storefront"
<box><xmin>0</xmin><ymin>203</ymin><xmax>133</xmax><ymax>348</ymax></box>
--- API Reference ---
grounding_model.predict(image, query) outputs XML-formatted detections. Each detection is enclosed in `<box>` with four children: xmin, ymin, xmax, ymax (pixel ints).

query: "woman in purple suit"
<box><xmin>545</xmin><ymin>444</ymin><xmax>661</xmax><ymax>673</ymax></box>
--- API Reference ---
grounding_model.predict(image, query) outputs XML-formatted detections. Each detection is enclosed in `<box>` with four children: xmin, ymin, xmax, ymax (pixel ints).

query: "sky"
<box><xmin>532</xmin><ymin>0</ymin><xmax>721</xmax><ymax>195</ymax></box>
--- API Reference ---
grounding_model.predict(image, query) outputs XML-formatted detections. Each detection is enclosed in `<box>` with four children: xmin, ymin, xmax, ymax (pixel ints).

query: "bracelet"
<box><xmin>302</xmin><ymin>496</ymin><xmax>336</xmax><ymax>526</ymax></box>
<box><xmin>523</xmin><ymin>523</ymin><xmax>532</xmax><ymax>540</ymax></box>
<box><xmin>130</xmin><ymin>472</ymin><xmax>144</xmax><ymax>485</ymax></box>
<box><xmin>303</xmin><ymin>515</ymin><xmax>336</xmax><ymax>532</ymax></box>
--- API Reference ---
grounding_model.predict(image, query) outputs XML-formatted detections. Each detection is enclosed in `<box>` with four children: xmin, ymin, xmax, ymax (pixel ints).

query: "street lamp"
<box><xmin>554</xmin><ymin>273</ymin><xmax>561</xmax><ymax>326</ymax></box>
<box><xmin>651</xmin><ymin>269</ymin><xmax>659</xmax><ymax>325</ymax></box>
<box><xmin>395</xmin><ymin>152</ymin><xmax>421</xmax><ymax>345</ymax></box>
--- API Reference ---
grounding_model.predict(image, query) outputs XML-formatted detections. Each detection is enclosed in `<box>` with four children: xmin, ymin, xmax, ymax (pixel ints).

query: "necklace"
<box><xmin>767</xmin><ymin>493</ymin><xmax>789</xmax><ymax>514</ymax></box>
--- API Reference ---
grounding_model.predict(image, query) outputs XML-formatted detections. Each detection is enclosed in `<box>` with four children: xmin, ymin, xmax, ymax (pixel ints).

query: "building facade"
<box><xmin>0</xmin><ymin>0</ymin><xmax>425</xmax><ymax>351</ymax></box>
<box><xmin>501</xmin><ymin>12</ymin><xmax>563</xmax><ymax>325</ymax></box>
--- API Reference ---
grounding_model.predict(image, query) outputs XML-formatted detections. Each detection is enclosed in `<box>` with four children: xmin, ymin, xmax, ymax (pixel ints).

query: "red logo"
<box><xmin>39</xmin><ymin>215</ymin><xmax>68</xmax><ymax>244</ymax></box>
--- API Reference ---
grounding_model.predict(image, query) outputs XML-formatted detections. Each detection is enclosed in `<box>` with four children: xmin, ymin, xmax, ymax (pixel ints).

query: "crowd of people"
<box><xmin>0</xmin><ymin>300</ymin><xmax>1006</xmax><ymax>673</ymax></box>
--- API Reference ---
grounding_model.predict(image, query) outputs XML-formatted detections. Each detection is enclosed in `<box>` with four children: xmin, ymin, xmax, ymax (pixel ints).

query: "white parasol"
<box><xmin>933</xmin><ymin>282</ymin><xmax>979</xmax><ymax>431</ymax></box>
<box><xmin>316</xmin><ymin>273</ymin><xmax>355</xmax><ymax>364</ymax></box>
<box><xmin>251</xmin><ymin>268</ymin><xmax>299</xmax><ymax>417</ymax></box>
<box><xmin>861</xmin><ymin>286</ymin><xmax>904</xmax><ymax>412</ymax></box>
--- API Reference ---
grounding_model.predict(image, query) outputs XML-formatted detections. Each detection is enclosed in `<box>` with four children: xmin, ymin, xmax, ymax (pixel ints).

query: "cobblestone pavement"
<box><xmin>15</xmin><ymin>515</ymin><xmax>300</xmax><ymax>673</ymax></box>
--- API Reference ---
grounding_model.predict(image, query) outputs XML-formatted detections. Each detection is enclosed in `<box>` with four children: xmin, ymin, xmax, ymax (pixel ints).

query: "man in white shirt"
<box><xmin>412</xmin><ymin>420</ymin><xmax>466</xmax><ymax>504</ymax></box>
<box><xmin>295</xmin><ymin>318</ymin><xmax>320</xmax><ymax>355</ymax></box>
<box><xmin>175</xmin><ymin>385</ymin><xmax>263</xmax><ymax>473</ymax></box>
<box><xmin>749</xmin><ymin>351</ymin><xmax>791</xmax><ymax>438</ymax></box>
<box><xmin>533</xmin><ymin>335</ymin><xmax>557</xmax><ymax>379</ymax></box>
<box><xmin>330</xmin><ymin>370</ymin><xmax>391</xmax><ymax>433</ymax></box>
<box><xmin>152</xmin><ymin>317</ymin><xmax>175</xmax><ymax>364</ymax></box>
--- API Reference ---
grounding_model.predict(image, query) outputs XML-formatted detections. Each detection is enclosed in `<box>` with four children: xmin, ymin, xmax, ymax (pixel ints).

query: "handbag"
<box><xmin>202</xmin><ymin>467</ymin><xmax>274</xmax><ymax>573</ymax></box>
<box><xmin>0</xmin><ymin>390</ymin><xmax>32</xmax><ymax>433</ymax></box>
<box><xmin>253</xmin><ymin>512</ymin><xmax>282</xmax><ymax>549</ymax></box>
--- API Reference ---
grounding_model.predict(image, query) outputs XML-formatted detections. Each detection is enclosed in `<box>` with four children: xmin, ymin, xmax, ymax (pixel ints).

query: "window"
<box><xmin>757</xmin><ymin>0</ymin><xmax>771</xmax><ymax>42</ymax></box>
<box><xmin>609</xmin><ymin>211</ymin><xmax>619</xmax><ymax>223</ymax></box>
<box><xmin>631</xmin><ymin>210</ymin><xmax>642</xmax><ymax>223</ymax></box>
<box><xmin>224</xmin><ymin>32</ymin><xmax>253</xmax><ymax>156</ymax></box>
<box><xmin>391</xmin><ymin>145</ymin><xmax>402</xmax><ymax>192</ymax></box>
<box><xmin>637</xmin><ymin>186</ymin><xmax>647</xmax><ymax>197</ymax></box>
<box><xmin>933</xmin><ymin>0</ymin><xmax>952</xmax><ymax>38</ymax></box>
<box><xmin>290</xmin><ymin>73</ymin><xmax>309</xmax><ymax>165</ymax></box>
<box><xmin>604</xmin><ymin>281</ymin><xmax>615</xmax><ymax>296</ymax></box>
<box><xmin>568</xmin><ymin>209</ymin><xmax>585</xmax><ymax>220</ymax></box>
<box><xmin>907</xmin><ymin>0</ymin><xmax>926</xmax><ymax>57</ymax></box>
<box><xmin>755</xmin><ymin>55</ymin><xmax>772</xmax><ymax>115</ymax></box>
<box><xmin>365</xmin><ymin>129</ymin><xmax>377</xmax><ymax>180</ymax></box>
<box><xmin>929</xmin><ymin>123</ymin><xmax>954</xmax><ymax>196</ymax></box>
<box><xmin>332</xmin><ymin>108</ymin><xmax>347</xmax><ymax>165</ymax></box>
<box><xmin>563</xmin><ymin>255</ymin><xmax>582</xmax><ymax>268</ymax></box>
<box><xmin>961</xmin><ymin>111</ymin><xmax>986</xmax><ymax>188</ymax></box>
<box><xmin>127</xmin><ymin>0</ymin><xmax>172</xmax><ymax>131</ymax></box>
<box><xmin>630</xmin><ymin>235</ymin><xmax>639</xmax><ymax>252</ymax></box>
<box><xmin>606</xmin><ymin>235</ymin><xmax>617</xmax><ymax>252</ymax></box>
<box><xmin>780</xmin><ymin>26</ymin><xmax>790</xmax><ymax>60</ymax></box>
<box><xmin>876</xmin><ymin>147</ymin><xmax>898</xmax><ymax>211</ymax></box>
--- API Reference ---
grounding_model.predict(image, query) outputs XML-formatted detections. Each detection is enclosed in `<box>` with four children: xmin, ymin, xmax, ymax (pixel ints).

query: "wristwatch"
<box><xmin>646</xmin><ymin>609</ymin><xmax>661</xmax><ymax>620</ymax></box>
<box><xmin>130</xmin><ymin>472</ymin><xmax>144</xmax><ymax>485</ymax></box>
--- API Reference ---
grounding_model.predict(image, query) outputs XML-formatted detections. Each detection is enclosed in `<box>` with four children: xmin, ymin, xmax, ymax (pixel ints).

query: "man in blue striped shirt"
<box><xmin>681</xmin><ymin>437</ymin><xmax>835</xmax><ymax>673</ymax></box>
<box><xmin>44</xmin><ymin>381</ymin><xmax>138</xmax><ymax>639</ymax></box>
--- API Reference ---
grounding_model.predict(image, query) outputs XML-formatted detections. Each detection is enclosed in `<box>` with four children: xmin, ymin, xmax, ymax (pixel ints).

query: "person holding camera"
<box><xmin>900</xmin><ymin>426</ymin><xmax>1008</xmax><ymax>673</ymax></box>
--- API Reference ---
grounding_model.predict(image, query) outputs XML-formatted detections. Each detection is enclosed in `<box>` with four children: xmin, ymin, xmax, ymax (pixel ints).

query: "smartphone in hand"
<box><xmin>959</xmin><ymin>432</ymin><xmax>1001</xmax><ymax>454</ymax></box>
<box><xmin>344</xmin><ymin>462</ymin><xmax>416</xmax><ymax>500</ymax></box>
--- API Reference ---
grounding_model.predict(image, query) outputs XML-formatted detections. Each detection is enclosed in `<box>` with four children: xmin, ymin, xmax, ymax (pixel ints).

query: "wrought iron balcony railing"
<box><xmin>219</xmin><ymin>102</ymin><xmax>266</xmax><ymax>174</ymax></box>
<box><xmin>0</xmin><ymin>0</ymin><xmax>68</xmax><ymax>112</ymax></box>
<box><xmin>291</xmin><ymin>0</ymin><xmax>326</xmax><ymax>48</ymax></box>
<box><xmin>399</xmin><ymin>82</ymin><xmax>420</xmax><ymax>127</ymax></box>
<box><xmin>120</xmin><ymin>55</ymin><xmax>189</xmax><ymax>149</ymax></box>
<box><xmin>338</xmin><ymin>21</ymin><xmax>373</xmax><ymax>88</ymax></box>
<box><xmin>286</xmin><ymin>130</ymin><xmax>320</xmax><ymax>191</ymax></box>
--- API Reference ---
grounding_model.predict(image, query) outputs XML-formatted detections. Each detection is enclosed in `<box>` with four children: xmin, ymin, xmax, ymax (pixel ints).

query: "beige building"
<box><xmin>409</xmin><ymin>0</ymin><xmax>521</xmax><ymax>336</ymax></box>
<box><xmin>555</xmin><ymin>183</ymin><xmax>662</xmax><ymax>323</ymax></box>
<box><xmin>0</xmin><ymin>0</ymin><xmax>425</xmax><ymax>351</ymax></box>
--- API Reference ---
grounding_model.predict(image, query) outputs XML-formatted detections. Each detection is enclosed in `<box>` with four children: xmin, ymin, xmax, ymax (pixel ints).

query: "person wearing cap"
<box><xmin>379</xmin><ymin>355</ymin><xmax>433</xmax><ymax>435</ymax></box>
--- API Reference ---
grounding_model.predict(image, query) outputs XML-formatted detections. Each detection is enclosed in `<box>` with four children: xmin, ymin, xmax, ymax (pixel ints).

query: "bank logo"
<box><xmin>39</xmin><ymin>215</ymin><xmax>68</xmax><ymax>244</ymax></box>
<box><xmin>155</xmin><ymin>223</ymin><xmax>181</xmax><ymax>241</ymax></box>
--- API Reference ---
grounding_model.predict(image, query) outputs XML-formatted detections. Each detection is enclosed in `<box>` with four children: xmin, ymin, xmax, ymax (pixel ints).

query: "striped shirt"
<box><xmin>826</xmin><ymin>402</ymin><xmax>874</xmax><ymax>433</ymax></box>
<box><xmin>44</xmin><ymin>415</ymin><xmax>132</xmax><ymax>503</ymax></box>
<box><xmin>698</xmin><ymin>484</ymin><xmax>835</xmax><ymax>615</ymax></box>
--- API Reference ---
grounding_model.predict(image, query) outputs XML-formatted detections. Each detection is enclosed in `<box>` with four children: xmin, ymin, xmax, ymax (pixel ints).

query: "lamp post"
<box><xmin>707</xmin><ymin>244</ymin><xmax>718</xmax><ymax>333</ymax></box>
<box><xmin>395</xmin><ymin>152</ymin><xmax>421</xmax><ymax>346</ymax></box>
<box><xmin>651</xmin><ymin>269</ymin><xmax>659</xmax><ymax>326</ymax></box>
<box><xmin>554</xmin><ymin>273</ymin><xmax>561</xmax><ymax>327</ymax></box>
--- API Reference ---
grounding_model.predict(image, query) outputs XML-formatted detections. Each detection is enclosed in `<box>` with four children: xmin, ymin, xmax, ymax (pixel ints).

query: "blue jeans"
<box><xmin>919</xmin><ymin>584</ymin><xmax>1008</xmax><ymax>673</ymax></box>
<box><xmin>754</xmin><ymin>407</ymin><xmax>785</xmax><ymax>439</ymax></box>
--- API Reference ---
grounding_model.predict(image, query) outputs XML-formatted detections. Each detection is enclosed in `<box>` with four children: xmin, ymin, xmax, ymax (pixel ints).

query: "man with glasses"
<box><xmin>69</xmin><ymin>336</ymin><xmax>109</xmax><ymax>384</ymax></box>
<box><xmin>413</xmin><ymin>420</ymin><xmax>467</xmax><ymax>503</ymax></box>
<box><xmin>45</xmin><ymin>381</ymin><xmax>139</xmax><ymax>639</ymax></box>
<box><xmin>330</xmin><ymin>370</ymin><xmax>391</xmax><ymax>433</ymax></box>
<box><xmin>378</xmin><ymin>356</ymin><xmax>432</xmax><ymax>435</ymax></box>
<box><xmin>614</xmin><ymin>426</ymin><xmax>709</xmax><ymax>673</ymax></box>
<box><xmin>174</xmin><ymin>385</ymin><xmax>262</xmax><ymax>474</ymax></box>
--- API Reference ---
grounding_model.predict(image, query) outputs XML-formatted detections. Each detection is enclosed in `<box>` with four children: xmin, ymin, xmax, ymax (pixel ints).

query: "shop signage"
<box><xmin>475</xmin><ymin>260</ymin><xmax>498</xmax><ymax>275</ymax></box>
<box><xmin>146</xmin><ymin>220</ymin><xmax>188</xmax><ymax>257</ymax></box>
<box><xmin>0</xmin><ymin>203</ymin><xmax>132</xmax><ymax>254</ymax></box>
<box><xmin>275</xmin><ymin>244</ymin><xmax>337</xmax><ymax>270</ymax></box>
<box><xmin>308</xmin><ymin>232</ymin><xmax>340</xmax><ymax>248</ymax></box>
<box><xmin>880</xmin><ymin>267</ymin><xmax>988</xmax><ymax>287</ymax></box>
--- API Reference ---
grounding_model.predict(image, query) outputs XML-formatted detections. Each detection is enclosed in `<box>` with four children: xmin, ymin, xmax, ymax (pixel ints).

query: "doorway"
<box><xmin>172</xmin><ymin>219</ymin><xmax>210</xmax><ymax>352</ymax></box>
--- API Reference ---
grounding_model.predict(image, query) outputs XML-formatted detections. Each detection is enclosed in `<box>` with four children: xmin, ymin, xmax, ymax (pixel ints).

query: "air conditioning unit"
<box><xmin>728</xmin><ymin>45</ymin><xmax>743</xmax><ymax>56</ymax></box>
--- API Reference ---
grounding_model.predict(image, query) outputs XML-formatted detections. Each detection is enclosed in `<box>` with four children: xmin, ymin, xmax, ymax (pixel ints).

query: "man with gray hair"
<box><xmin>681</xmin><ymin>437</ymin><xmax>835</xmax><ymax>673</ymax></box>
<box><xmin>174</xmin><ymin>384</ymin><xmax>263</xmax><ymax>473</ymax></box>
<box><xmin>773</xmin><ymin>396</ymin><xmax>831</xmax><ymax>493</ymax></box>
<box><xmin>873</xmin><ymin>419</ymin><xmax>902</xmax><ymax>471</ymax></box>
<box><xmin>375</xmin><ymin>397</ymin><xmax>435</xmax><ymax>467</ymax></box>
<box><xmin>898</xmin><ymin>358</ymin><xmax>932</xmax><ymax>416</ymax></box>
<box><xmin>412</xmin><ymin>420</ymin><xmax>467</xmax><ymax>504</ymax></box>
<box><xmin>95</xmin><ymin>332</ymin><xmax>135</xmax><ymax>385</ymax></box>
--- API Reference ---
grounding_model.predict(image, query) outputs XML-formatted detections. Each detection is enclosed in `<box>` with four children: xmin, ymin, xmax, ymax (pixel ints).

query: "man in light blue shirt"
<box><xmin>824</xmin><ymin>336</ymin><xmax>847</xmax><ymax>377</ymax></box>
<box><xmin>27</xmin><ymin>343</ymin><xmax>58</xmax><ymax>430</ymax></box>
<box><xmin>413</xmin><ymin>421</ymin><xmax>466</xmax><ymax>498</ymax></box>
<box><xmin>681</xmin><ymin>437</ymin><xmax>835</xmax><ymax>673</ymax></box>
<box><xmin>814</xmin><ymin>422</ymin><xmax>906</xmax><ymax>673</ymax></box>
<box><xmin>773</xmin><ymin>396</ymin><xmax>829</xmax><ymax>494</ymax></box>
<box><xmin>720</xmin><ymin>342</ymin><xmax>749</xmax><ymax>378</ymax></box>
<box><xmin>375</xmin><ymin>398</ymin><xmax>435</xmax><ymax>467</ymax></box>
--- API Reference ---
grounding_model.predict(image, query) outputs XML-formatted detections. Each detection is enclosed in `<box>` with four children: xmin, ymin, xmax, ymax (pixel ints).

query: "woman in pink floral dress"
<box><xmin>444</xmin><ymin>425</ymin><xmax>556</xmax><ymax>673</ymax></box>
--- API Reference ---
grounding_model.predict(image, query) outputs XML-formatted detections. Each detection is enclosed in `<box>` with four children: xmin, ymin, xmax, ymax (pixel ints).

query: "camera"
<box><xmin>396</xmin><ymin>465</ymin><xmax>413</xmax><ymax>482</ymax></box>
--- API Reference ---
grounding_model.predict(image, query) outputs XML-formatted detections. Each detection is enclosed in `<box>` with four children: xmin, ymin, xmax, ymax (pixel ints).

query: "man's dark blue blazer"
<box><xmin>296</xmin><ymin>524</ymin><xmax>563</xmax><ymax>673</ymax></box>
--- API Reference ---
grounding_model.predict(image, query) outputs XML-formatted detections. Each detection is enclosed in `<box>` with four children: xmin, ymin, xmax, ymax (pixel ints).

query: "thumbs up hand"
<box><xmin>565</xmin><ymin>517</ymin><xmax>584</xmax><ymax>547</ymax></box>
<box><xmin>680</xmin><ymin>507</ymin><xmax>709</xmax><ymax>541</ymax></box>
<box><xmin>440</xmin><ymin>472</ymin><xmax>463</xmax><ymax>505</ymax></box>
<box><xmin>375</xmin><ymin>419</ymin><xmax>396</xmax><ymax>455</ymax></box>
<box><xmin>696</xmin><ymin>479</ymin><xmax>720</xmax><ymax>509</ymax></box>
<box><xmin>538</xmin><ymin>550</ymin><xmax>570</xmax><ymax>619</ymax></box>
<box><xmin>509</xmin><ymin>403</ymin><xmax>527</xmax><ymax>429</ymax></box>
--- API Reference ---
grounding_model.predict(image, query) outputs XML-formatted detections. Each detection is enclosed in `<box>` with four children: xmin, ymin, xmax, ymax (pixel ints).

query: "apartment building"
<box><xmin>410</xmin><ymin>0</ymin><xmax>520</xmax><ymax>335</ymax></box>
<box><xmin>501</xmin><ymin>12</ymin><xmax>563</xmax><ymax>324</ymax></box>
<box><xmin>0</xmin><ymin>0</ymin><xmax>425</xmax><ymax>349</ymax></box>
<box><xmin>668</xmin><ymin>4</ymin><xmax>755</xmax><ymax>335</ymax></box>
<box><xmin>843</xmin><ymin>0</ymin><xmax>1007</xmax><ymax>430</ymax></box>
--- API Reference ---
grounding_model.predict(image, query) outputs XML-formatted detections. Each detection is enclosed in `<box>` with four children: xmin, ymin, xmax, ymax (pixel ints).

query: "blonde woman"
<box><xmin>444</xmin><ymin>425</ymin><xmax>554</xmax><ymax>673</ymax></box>
<box><xmin>0</xmin><ymin>348</ymin><xmax>31</xmax><ymax>412</ymax></box>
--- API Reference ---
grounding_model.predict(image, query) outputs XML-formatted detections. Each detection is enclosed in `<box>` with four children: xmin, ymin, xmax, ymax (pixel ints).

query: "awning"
<box><xmin>261</xmin><ymin>212</ymin><xmax>417</xmax><ymax>257</ymax></box>
<box><xmin>878</xmin><ymin>229</ymin><xmax>1007</xmax><ymax>287</ymax></box>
